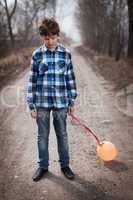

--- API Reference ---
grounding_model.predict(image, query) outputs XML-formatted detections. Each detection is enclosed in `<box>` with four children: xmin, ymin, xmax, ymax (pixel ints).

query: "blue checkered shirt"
<box><xmin>26</xmin><ymin>43</ymin><xmax>77</xmax><ymax>110</ymax></box>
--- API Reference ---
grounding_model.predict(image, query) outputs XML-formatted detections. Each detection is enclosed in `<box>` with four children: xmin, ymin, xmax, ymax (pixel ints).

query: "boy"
<box><xmin>26</xmin><ymin>17</ymin><xmax>77</xmax><ymax>182</ymax></box>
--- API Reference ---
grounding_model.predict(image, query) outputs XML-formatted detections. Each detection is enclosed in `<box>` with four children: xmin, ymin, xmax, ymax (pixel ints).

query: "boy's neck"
<box><xmin>45</xmin><ymin>43</ymin><xmax>59</xmax><ymax>52</ymax></box>
<box><xmin>48</xmin><ymin>47</ymin><xmax>56</xmax><ymax>52</ymax></box>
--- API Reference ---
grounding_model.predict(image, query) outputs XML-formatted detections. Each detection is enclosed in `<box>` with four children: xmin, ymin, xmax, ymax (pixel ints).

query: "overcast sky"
<box><xmin>56</xmin><ymin>0</ymin><xmax>81</xmax><ymax>42</ymax></box>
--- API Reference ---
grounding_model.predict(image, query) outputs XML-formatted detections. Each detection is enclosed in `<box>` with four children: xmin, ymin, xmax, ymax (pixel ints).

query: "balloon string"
<box><xmin>70</xmin><ymin>113</ymin><xmax>101</xmax><ymax>145</ymax></box>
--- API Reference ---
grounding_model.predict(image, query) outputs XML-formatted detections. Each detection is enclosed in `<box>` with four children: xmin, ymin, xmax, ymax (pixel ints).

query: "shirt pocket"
<box><xmin>38</xmin><ymin>62</ymin><xmax>48</xmax><ymax>75</ymax></box>
<box><xmin>57</xmin><ymin>60</ymin><xmax>66</xmax><ymax>73</ymax></box>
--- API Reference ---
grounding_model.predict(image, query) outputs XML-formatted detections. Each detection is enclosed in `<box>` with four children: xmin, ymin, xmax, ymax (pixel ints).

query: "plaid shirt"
<box><xmin>26</xmin><ymin>43</ymin><xmax>77</xmax><ymax>110</ymax></box>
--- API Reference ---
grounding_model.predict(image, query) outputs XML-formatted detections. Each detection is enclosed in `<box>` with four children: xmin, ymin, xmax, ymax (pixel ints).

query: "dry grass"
<box><xmin>75</xmin><ymin>45</ymin><xmax>133</xmax><ymax>91</ymax></box>
<box><xmin>94</xmin><ymin>55</ymin><xmax>133</xmax><ymax>90</ymax></box>
<box><xmin>0</xmin><ymin>47</ymin><xmax>36</xmax><ymax>90</ymax></box>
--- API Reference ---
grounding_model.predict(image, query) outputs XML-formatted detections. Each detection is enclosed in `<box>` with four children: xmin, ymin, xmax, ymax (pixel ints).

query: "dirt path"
<box><xmin>0</xmin><ymin>47</ymin><xmax>133</xmax><ymax>200</ymax></box>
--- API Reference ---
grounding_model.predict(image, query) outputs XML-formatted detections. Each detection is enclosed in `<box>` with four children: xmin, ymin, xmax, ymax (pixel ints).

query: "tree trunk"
<box><xmin>4</xmin><ymin>0</ymin><xmax>17</xmax><ymax>47</ymax></box>
<box><xmin>127</xmin><ymin>0</ymin><xmax>133</xmax><ymax>58</ymax></box>
<box><xmin>108</xmin><ymin>0</ymin><xmax>118</xmax><ymax>57</ymax></box>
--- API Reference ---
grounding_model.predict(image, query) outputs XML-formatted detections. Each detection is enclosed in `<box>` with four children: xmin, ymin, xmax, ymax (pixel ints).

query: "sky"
<box><xmin>6</xmin><ymin>0</ymin><xmax>81</xmax><ymax>42</ymax></box>
<box><xmin>56</xmin><ymin>0</ymin><xmax>81</xmax><ymax>42</ymax></box>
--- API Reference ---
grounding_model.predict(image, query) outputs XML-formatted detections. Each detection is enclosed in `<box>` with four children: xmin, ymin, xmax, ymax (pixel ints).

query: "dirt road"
<box><xmin>0</xmin><ymin>46</ymin><xmax>133</xmax><ymax>200</ymax></box>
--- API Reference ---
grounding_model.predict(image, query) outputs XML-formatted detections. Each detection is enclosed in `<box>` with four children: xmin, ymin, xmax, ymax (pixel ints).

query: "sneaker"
<box><xmin>32</xmin><ymin>168</ymin><xmax>48</xmax><ymax>182</ymax></box>
<box><xmin>61</xmin><ymin>166</ymin><xmax>75</xmax><ymax>180</ymax></box>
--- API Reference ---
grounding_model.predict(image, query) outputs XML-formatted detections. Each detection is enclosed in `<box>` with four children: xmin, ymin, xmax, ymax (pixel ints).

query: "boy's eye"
<box><xmin>45</xmin><ymin>36</ymin><xmax>56</xmax><ymax>40</ymax></box>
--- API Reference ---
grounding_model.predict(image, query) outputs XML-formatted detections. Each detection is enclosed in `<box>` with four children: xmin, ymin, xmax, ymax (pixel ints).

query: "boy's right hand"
<box><xmin>30</xmin><ymin>109</ymin><xmax>37</xmax><ymax>119</ymax></box>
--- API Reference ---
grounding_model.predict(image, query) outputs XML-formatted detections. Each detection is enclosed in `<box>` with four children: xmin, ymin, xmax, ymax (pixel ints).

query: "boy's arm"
<box><xmin>66</xmin><ymin>53</ymin><xmax>77</xmax><ymax>107</ymax></box>
<box><xmin>26</xmin><ymin>53</ymin><xmax>38</xmax><ymax>111</ymax></box>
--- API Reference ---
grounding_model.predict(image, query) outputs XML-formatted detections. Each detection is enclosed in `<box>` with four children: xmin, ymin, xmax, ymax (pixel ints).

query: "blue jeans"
<box><xmin>36</xmin><ymin>107</ymin><xmax>69</xmax><ymax>169</ymax></box>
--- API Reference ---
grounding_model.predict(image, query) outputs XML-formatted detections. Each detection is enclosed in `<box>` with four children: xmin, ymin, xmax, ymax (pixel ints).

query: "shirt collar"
<box><xmin>42</xmin><ymin>42</ymin><xmax>65</xmax><ymax>53</ymax></box>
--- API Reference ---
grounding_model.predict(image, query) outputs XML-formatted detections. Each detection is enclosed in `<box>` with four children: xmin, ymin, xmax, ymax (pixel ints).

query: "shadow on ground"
<box><xmin>104</xmin><ymin>160</ymin><xmax>128</xmax><ymax>173</ymax></box>
<box><xmin>33</xmin><ymin>172</ymin><xmax>125</xmax><ymax>200</ymax></box>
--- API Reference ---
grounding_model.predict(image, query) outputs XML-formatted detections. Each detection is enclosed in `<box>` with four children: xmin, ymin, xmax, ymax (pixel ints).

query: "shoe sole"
<box><xmin>32</xmin><ymin>170</ymin><xmax>48</xmax><ymax>182</ymax></box>
<box><xmin>61</xmin><ymin>171</ymin><xmax>75</xmax><ymax>180</ymax></box>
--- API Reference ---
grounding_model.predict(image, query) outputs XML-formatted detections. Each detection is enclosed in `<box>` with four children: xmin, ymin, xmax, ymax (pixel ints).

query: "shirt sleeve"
<box><xmin>26</xmin><ymin>53</ymin><xmax>38</xmax><ymax>111</ymax></box>
<box><xmin>66</xmin><ymin>53</ymin><xmax>77</xmax><ymax>106</ymax></box>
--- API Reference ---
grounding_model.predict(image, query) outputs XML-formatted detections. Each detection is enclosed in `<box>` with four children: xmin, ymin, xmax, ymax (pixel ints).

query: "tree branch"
<box><xmin>9</xmin><ymin>0</ymin><xmax>17</xmax><ymax>19</ymax></box>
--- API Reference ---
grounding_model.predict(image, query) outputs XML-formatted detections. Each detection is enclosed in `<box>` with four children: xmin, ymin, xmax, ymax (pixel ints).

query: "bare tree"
<box><xmin>0</xmin><ymin>0</ymin><xmax>59</xmax><ymax>48</ymax></box>
<box><xmin>2</xmin><ymin>0</ymin><xmax>17</xmax><ymax>47</ymax></box>
<box><xmin>78</xmin><ymin>0</ymin><xmax>128</xmax><ymax>60</ymax></box>
<box><xmin>127</xmin><ymin>0</ymin><xmax>133</xmax><ymax>58</ymax></box>
<box><xmin>46</xmin><ymin>0</ymin><xmax>57</xmax><ymax>17</ymax></box>
<box><xmin>12</xmin><ymin>0</ymin><xmax>49</xmax><ymax>45</ymax></box>
<box><xmin>0</xmin><ymin>3</ymin><xmax>8</xmax><ymax>56</ymax></box>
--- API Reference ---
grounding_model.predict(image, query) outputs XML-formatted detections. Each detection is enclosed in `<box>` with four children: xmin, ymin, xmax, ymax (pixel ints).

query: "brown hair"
<box><xmin>39</xmin><ymin>17</ymin><xmax>60</xmax><ymax>36</ymax></box>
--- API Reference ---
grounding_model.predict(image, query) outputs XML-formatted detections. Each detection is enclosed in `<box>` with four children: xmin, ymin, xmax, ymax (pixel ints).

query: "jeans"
<box><xmin>36</xmin><ymin>107</ymin><xmax>70</xmax><ymax>169</ymax></box>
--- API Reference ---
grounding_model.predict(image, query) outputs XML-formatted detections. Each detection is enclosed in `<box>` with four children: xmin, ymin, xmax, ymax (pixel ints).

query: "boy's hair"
<box><xmin>39</xmin><ymin>17</ymin><xmax>60</xmax><ymax>36</ymax></box>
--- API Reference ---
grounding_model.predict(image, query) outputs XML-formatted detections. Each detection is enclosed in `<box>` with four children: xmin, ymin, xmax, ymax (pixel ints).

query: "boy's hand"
<box><xmin>30</xmin><ymin>109</ymin><xmax>37</xmax><ymax>119</ymax></box>
<box><xmin>68</xmin><ymin>106</ymin><xmax>75</xmax><ymax>115</ymax></box>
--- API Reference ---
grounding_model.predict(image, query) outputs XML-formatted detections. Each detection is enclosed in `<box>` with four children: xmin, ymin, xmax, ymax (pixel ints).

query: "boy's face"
<box><xmin>43</xmin><ymin>34</ymin><xmax>59</xmax><ymax>51</ymax></box>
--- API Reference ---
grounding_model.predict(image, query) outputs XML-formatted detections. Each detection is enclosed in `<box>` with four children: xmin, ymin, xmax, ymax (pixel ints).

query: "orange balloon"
<box><xmin>97</xmin><ymin>141</ymin><xmax>117</xmax><ymax>161</ymax></box>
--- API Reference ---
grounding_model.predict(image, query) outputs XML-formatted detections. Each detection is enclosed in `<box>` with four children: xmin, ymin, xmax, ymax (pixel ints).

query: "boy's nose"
<box><xmin>48</xmin><ymin>39</ymin><xmax>53</xmax><ymax>45</ymax></box>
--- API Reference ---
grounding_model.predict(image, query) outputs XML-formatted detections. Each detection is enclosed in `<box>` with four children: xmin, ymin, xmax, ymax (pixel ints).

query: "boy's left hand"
<box><xmin>68</xmin><ymin>106</ymin><xmax>75</xmax><ymax>115</ymax></box>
